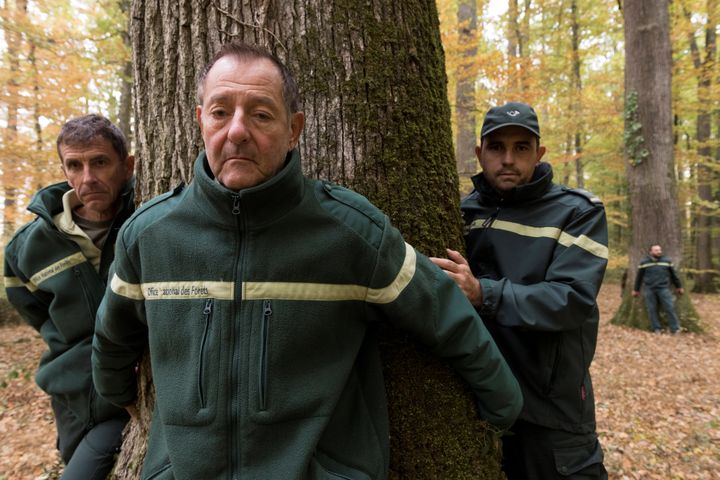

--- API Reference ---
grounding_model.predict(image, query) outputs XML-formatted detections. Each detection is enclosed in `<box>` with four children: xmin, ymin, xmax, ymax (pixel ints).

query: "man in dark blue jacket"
<box><xmin>432</xmin><ymin>102</ymin><xmax>608</xmax><ymax>479</ymax></box>
<box><xmin>632</xmin><ymin>244</ymin><xmax>684</xmax><ymax>334</ymax></box>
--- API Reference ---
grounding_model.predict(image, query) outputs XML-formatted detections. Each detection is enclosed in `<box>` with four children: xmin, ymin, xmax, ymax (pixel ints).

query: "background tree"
<box><xmin>117</xmin><ymin>0</ymin><xmax>505</xmax><ymax>478</ymax></box>
<box><xmin>675</xmin><ymin>0</ymin><xmax>718</xmax><ymax>293</ymax></box>
<box><xmin>611</xmin><ymin>0</ymin><xmax>701</xmax><ymax>331</ymax></box>
<box><xmin>454</xmin><ymin>0</ymin><xmax>480</xmax><ymax>177</ymax></box>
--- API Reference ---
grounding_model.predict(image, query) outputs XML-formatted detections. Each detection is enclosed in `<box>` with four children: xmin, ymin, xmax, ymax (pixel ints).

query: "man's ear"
<box><xmin>288</xmin><ymin>112</ymin><xmax>305</xmax><ymax>150</ymax></box>
<box><xmin>196</xmin><ymin>105</ymin><xmax>204</xmax><ymax>135</ymax></box>
<box><xmin>536</xmin><ymin>145</ymin><xmax>547</xmax><ymax>163</ymax></box>
<box><xmin>62</xmin><ymin>165</ymin><xmax>74</xmax><ymax>188</ymax></box>
<box><xmin>125</xmin><ymin>155</ymin><xmax>136</xmax><ymax>179</ymax></box>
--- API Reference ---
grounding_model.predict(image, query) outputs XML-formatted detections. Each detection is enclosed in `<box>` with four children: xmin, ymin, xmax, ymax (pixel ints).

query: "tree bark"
<box><xmin>120</xmin><ymin>1</ymin><xmax>504</xmax><ymax>478</ymax></box>
<box><xmin>612</xmin><ymin>0</ymin><xmax>701</xmax><ymax>332</ymax></box>
<box><xmin>454</xmin><ymin>0</ymin><xmax>479</xmax><ymax>176</ymax></box>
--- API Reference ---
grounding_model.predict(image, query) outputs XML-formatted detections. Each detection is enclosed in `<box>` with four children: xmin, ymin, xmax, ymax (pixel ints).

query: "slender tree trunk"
<box><xmin>612</xmin><ymin>0</ymin><xmax>701</xmax><ymax>331</ymax></box>
<box><xmin>570</xmin><ymin>0</ymin><xmax>584</xmax><ymax>189</ymax></box>
<box><xmin>118</xmin><ymin>0</ymin><xmax>134</xmax><ymax>146</ymax></box>
<box><xmin>686</xmin><ymin>2</ymin><xmax>718</xmax><ymax>292</ymax></box>
<box><xmin>119</xmin><ymin>1</ymin><xmax>504</xmax><ymax>478</ymax></box>
<box><xmin>455</xmin><ymin>0</ymin><xmax>478</xmax><ymax>176</ymax></box>
<box><xmin>1</xmin><ymin>0</ymin><xmax>27</xmax><ymax>241</ymax></box>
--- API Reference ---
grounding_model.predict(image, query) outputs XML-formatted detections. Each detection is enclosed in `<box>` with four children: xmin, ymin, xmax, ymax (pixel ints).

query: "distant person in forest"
<box><xmin>431</xmin><ymin>101</ymin><xmax>609</xmax><ymax>479</ymax></box>
<box><xmin>632</xmin><ymin>244</ymin><xmax>684</xmax><ymax>334</ymax></box>
<box><xmin>91</xmin><ymin>42</ymin><xmax>522</xmax><ymax>479</ymax></box>
<box><xmin>4</xmin><ymin>114</ymin><xmax>135</xmax><ymax>479</ymax></box>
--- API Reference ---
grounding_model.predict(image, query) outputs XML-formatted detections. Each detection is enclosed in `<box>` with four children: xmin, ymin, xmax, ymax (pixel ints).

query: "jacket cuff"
<box><xmin>479</xmin><ymin>278</ymin><xmax>499</xmax><ymax>317</ymax></box>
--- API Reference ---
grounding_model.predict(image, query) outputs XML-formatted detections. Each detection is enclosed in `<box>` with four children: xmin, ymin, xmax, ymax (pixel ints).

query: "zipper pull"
<box><xmin>263</xmin><ymin>300</ymin><xmax>272</xmax><ymax>317</ymax></box>
<box><xmin>232</xmin><ymin>196</ymin><xmax>241</xmax><ymax>215</ymax></box>
<box><xmin>481</xmin><ymin>207</ymin><xmax>500</xmax><ymax>228</ymax></box>
<box><xmin>203</xmin><ymin>298</ymin><xmax>213</xmax><ymax>315</ymax></box>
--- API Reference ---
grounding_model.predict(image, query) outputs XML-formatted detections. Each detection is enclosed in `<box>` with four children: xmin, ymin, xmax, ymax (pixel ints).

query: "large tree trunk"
<box><xmin>612</xmin><ymin>0</ymin><xmax>701</xmax><ymax>332</ymax></box>
<box><xmin>118</xmin><ymin>1</ymin><xmax>505</xmax><ymax>478</ymax></box>
<box><xmin>454</xmin><ymin>0</ymin><xmax>479</xmax><ymax>177</ymax></box>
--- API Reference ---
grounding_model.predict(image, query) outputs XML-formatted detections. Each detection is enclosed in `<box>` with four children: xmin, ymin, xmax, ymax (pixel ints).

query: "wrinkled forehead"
<box><xmin>59</xmin><ymin>136</ymin><xmax>120</xmax><ymax>161</ymax></box>
<box><xmin>205</xmin><ymin>56</ymin><xmax>283</xmax><ymax>93</ymax></box>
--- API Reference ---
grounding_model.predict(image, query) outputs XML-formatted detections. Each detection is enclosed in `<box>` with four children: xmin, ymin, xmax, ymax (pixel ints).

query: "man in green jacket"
<box><xmin>4</xmin><ymin>114</ymin><xmax>135</xmax><ymax>479</ymax></box>
<box><xmin>431</xmin><ymin>102</ymin><xmax>608</xmax><ymax>479</ymax></box>
<box><xmin>632</xmin><ymin>244</ymin><xmax>684</xmax><ymax>334</ymax></box>
<box><xmin>91</xmin><ymin>42</ymin><xmax>522</xmax><ymax>480</ymax></box>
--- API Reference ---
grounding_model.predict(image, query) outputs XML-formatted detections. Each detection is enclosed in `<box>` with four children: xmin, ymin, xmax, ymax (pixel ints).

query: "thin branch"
<box><xmin>211</xmin><ymin>1</ymin><xmax>287</xmax><ymax>53</ymax></box>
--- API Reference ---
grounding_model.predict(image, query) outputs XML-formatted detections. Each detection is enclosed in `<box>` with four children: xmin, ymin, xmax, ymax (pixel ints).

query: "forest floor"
<box><xmin>0</xmin><ymin>282</ymin><xmax>718</xmax><ymax>479</ymax></box>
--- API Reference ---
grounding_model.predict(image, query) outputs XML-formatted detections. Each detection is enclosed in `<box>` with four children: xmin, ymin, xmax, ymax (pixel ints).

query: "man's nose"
<box><xmin>500</xmin><ymin>151</ymin><xmax>515</xmax><ymax>165</ymax></box>
<box><xmin>81</xmin><ymin>165</ymin><xmax>99</xmax><ymax>184</ymax></box>
<box><xmin>227</xmin><ymin>111</ymin><xmax>250</xmax><ymax>144</ymax></box>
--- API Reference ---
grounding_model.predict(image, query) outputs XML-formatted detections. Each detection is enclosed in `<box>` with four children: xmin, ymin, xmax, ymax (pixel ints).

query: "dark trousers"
<box><xmin>643</xmin><ymin>287</ymin><xmax>680</xmax><ymax>332</ymax></box>
<box><xmin>502</xmin><ymin>420</ymin><xmax>608</xmax><ymax>480</ymax></box>
<box><xmin>52</xmin><ymin>397</ymin><xmax>128</xmax><ymax>480</ymax></box>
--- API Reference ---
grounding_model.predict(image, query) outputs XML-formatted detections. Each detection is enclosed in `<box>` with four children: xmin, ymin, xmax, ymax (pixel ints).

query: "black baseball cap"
<box><xmin>480</xmin><ymin>102</ymin><xmax>540</xmax><ymax>138</ymax></box>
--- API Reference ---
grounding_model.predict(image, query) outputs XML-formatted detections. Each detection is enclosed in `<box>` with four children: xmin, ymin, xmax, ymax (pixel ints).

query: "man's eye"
<box><xmin>211</xmin><ymin>110</ymin><xmax>227</xmax><ymax>118</ymax></box>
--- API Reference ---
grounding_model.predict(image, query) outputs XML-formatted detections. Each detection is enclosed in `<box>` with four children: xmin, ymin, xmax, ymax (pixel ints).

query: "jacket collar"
<box><xmin>472</xmin><ymin>162</ymin><xmax>554</xmax><ymax>206</ymax></box>
<box><xmin>28</xmin><ymin>177</ymin><xmax>135</xmax><ymax>226</ymax></box>
<box><xmin>190</xmin><ymin>149</ymin><xmax>305</xmax><ymax>229</ymax></box>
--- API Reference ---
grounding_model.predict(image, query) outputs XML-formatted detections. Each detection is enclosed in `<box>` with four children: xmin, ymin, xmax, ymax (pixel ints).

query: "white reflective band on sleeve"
<box><xmin>243</xmin><ymin>242</ymin><xmax>417</xmax><ymax>304</ymax></box>
<box><xmin>4</xmin><ymin>276</ymin><xmax>27</xmax><ymax>289</ymax></box>
<box><xmin>29</xmin><ymin>252</ymin><xmax>86</xmax><ymax>288</ymax></box>
<box><xmin>639</xmin><ymin>262</ymin><xmax>672</xmax><ymax>269</ymax></box>
<box><xmin>110</xmin><ymin>274</ymin><xmax>144</xmax><ymax>300</ymax></box>
<box><xmin>469</xmin><ymin>218</ymin><xmax>608</xmax><ymax>260</ymax></box>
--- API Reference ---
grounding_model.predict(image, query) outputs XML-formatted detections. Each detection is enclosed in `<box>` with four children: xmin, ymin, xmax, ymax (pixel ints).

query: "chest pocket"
<box><xmin>148</xmin><ymin>298</ymin><xmax>221</xmax><ymax>426</ymax></box>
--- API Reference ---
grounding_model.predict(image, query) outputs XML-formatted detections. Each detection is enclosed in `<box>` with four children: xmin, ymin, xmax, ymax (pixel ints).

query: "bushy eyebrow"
<box><xmin>205</xmin><ymin>92</ymin><xmax>281</xmax><ymax>111</ymax></box>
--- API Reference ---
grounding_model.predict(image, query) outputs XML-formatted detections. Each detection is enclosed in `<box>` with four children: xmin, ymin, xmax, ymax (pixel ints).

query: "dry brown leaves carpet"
<box><xmin>0</xmin><ymin>282</ymin><xmax>718</xmax><ymax>479</ymax></box>
<box><xmin>594</xmin><ymin>284</ymin><xmax>720</xmax><ymax>480</ymax></box>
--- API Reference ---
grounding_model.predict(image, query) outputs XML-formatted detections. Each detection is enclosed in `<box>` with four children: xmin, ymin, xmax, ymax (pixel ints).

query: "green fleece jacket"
<box><xmin>92</xmin><ymin>150</ymin><xmax>522</xmax><ymax>480</ymax></box>
<box><xmin>463</xmin><ymin>162</ymin><xmax>608</xmax><ymax>435</ymax></box>
<box><xmin>4</xmin><ymin>180</ymin><xmax>133</xmax><ymax>433</ymax></box>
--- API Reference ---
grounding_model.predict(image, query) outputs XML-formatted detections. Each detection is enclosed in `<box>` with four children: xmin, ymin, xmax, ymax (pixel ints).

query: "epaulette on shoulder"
<box><xmin>5</xmin><ymin>218</ymin><xmax>39</xmax><ymax>247</ymax></box>
<box><xmin>319</xmin><ymin>181</ymin><xmax>385</xmax><ymax>229</ymax></box>
<box><xmin>123</xmin><ymin>182</ymin><xmax>185</xmax><ymax>233</ymax></box>
<box><xmin>562</xmin><ymin>186</ymin><xmax>603</xmax><ymax>206</ymax></box>
<box><xmin>136</xmin><ymin>182</ymin><xmax>185</xmax><ymax>211</ymax></box>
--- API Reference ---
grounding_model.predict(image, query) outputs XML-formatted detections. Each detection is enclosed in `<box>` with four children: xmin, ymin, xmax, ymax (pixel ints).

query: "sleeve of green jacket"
<box><xmin>92</xmin><ymin>230</ymin><xmax>148</xmax><ymax>407</ymax></box>
<box><xmin>371</xmin><ymin>222</ymin><xmax>522</xmax><ymax>431</ymax></box>
<box><xmin>478</xmin><ymin>204</ymin><xmax>608</xmax><ymax>332</ymax></box>
<box><xmin>4</xmin><ymin>243</ymin><xmax>50</xmax><ymax>332</ymax></box>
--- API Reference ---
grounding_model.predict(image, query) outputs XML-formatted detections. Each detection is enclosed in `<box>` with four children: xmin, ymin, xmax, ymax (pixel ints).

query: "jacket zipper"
<box><xmin>482</xmin><ymin>206</ymin><xmax>500</xmax><ymax>228</ymax></box>
<box><xmin>546</xmin><ymin>338</ymin><xmax>563</xmax><ymax>394</ymax></box>
<box><xmin>258</xmin><ymin>300</ymin><xmax>272</xmax><ymax>411</ymax></box>
<box><xmin>73</xmin><ymin>266</ymin><xmax>96</xmax><ymax>318</ymax></box>
<box><xmin>230</xmin><ymin>194</ymin><xmax>243</xmax><ymax>478</ymax></box>
<box><xmin>198</xmin><ymin>298</ymin><xmax>214</xmax><ymax>408</ymax></box>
